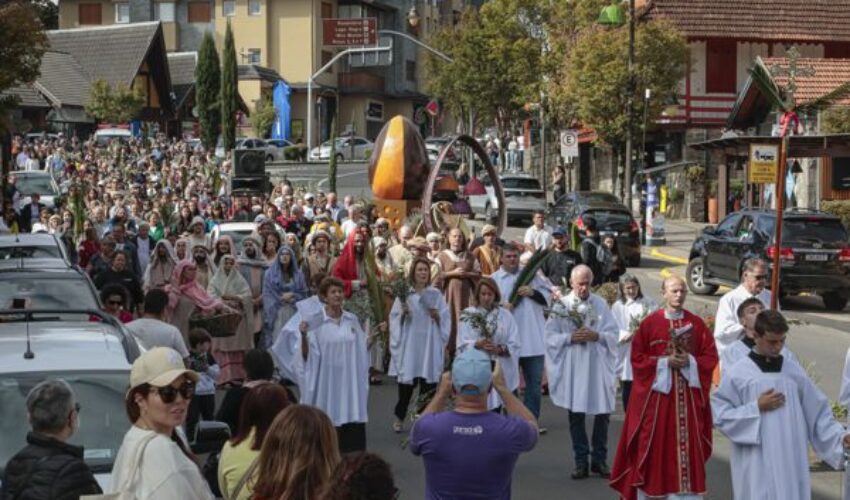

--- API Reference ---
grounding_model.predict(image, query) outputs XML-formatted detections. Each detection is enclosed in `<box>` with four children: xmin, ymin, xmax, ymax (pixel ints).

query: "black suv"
<box><xmin>686</xmin><ymin>208</ymin><xmax>850</xmax><ymax>310</ymax></box>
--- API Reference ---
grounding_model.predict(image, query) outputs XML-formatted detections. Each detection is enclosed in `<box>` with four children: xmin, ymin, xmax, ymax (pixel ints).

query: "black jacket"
<box><xmin>0</xmin><ymin>432</ymin><xmax>102</xmax><ymax>500</ymax></box>
<box><xmin>17</xmin><ymin>203</ymin><xmax>45</xmax><ymax>234</ymax></box>
<box><xmin>540</xmin><ymin>247</ymin><xmax>583</xmax><ymax>290</ymax></box>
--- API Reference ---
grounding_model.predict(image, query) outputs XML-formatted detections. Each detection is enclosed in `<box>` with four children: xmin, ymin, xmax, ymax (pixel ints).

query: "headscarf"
<box><xmin>211</xmin><ymin>234</ymin><xmax>235</xmax><ymax>266</ymax></box>
<box><xmin>237</xmin><ymin>234</ymin><xmax>267</xmax><ymax>285</ymax></box>
<box><xmin>331</xmin><ymin>230</ymin><xmax>364</xmax><ymax>298</ymax></box>
<box><xmin>262</xmin><ymin>245</ymin><xmax>307</xmax><ymax>329</ymax></box>
<box><xmin>208</xmin><ymin>255</ymin><xmax>252</xmax><ymax>316</ymax></box>
<box><xmin>143</xmin><ymin>239</ymin><xmax>177</xmax><ymax>289</ymax></box>
<box><xmin>166</xmin><ymin>260</ymin><xmax>223</xmax><ymax>314</ymax></box>
<box><xmin>174</xmin><ymin>237</ymin><xmax>191</xmax><ymax>261</ymax></box>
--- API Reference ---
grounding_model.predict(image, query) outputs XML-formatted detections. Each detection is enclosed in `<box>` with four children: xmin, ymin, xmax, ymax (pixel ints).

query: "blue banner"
<box><xmin>271</xmin><ymin>80</ymin><xmax>291</xmax><ymax>140</ymax></box>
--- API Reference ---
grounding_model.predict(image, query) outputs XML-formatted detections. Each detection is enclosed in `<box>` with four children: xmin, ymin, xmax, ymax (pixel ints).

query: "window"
<box><xmin>248</xmin><ymin>48</ymin><xmax>261</xmax><ymax>64</ymax></box>
<box><xmin>715</xmin><ymin>214</ymin><xmax>742</xmax><ymax>237</ymax></box>
<box><xmin>248</xmin><ymin>0</ymin><xmax>260</xmax><ymax>15</ymax></box>
<box><xmin>321</xmin><ymin>2</ymin><xmax>333</xmax><ymax>18</ymax></box>
<box><xmin>114</xmin><ymin>3</ymin><xmax>129</xmax><ymax>23</ymax></box>
<box><xmin>154</xmin><ymin>2</ymin><xmax>175</xmax><ymax>22</ymax></box>
<box><xmin>187</xmin><ymin>0</ymin><xmax>211</xmax><ymax>22</ymax></box>
<box><xmin>222</xmin><ymin>0</ymin><xmax>235</xmax><ymax>16</ymax></box>
<box><xmin>405</xmin><ymin>60</ymin><xmax>416</xmax><ymax>82</ymax></box>
<box><xmin>78</xmin><ymin>3</ymin><xmax>102</xmax><ymax>25</ymax></box>
<box><xmin>705</xmin><ymin>39</ymin><xmax>737</xmax><ymax>93</ymax></box>
<box><xmin>321</xmin><ymin>51</ymin><xmax>333</xmax><ymax>73</ymax></box>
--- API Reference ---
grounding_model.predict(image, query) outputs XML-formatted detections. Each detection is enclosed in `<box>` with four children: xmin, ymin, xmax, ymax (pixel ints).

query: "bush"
<box><xmin>283</xmin><ymin>145</ymin><xmax>307</xmax><ymax>161</ymax></box>
<box><xmin>822</xmin><ymin>200</ymin><xmax>850</xmax><ymax>230</ymax></box>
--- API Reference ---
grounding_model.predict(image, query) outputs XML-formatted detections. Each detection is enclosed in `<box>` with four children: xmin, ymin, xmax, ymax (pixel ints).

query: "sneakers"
<box><xmin>590</xmin><ymin>462</ymin><xmax>610</xmax><ymax>478</ymax></box>
<box><xmin>571</xmin><ymin>464</ymin><xmax>589</xmax><ymax>480</ymax></box>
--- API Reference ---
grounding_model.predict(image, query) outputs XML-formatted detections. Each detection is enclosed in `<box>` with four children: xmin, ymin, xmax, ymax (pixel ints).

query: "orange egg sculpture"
<box><xmin>368</xmin><ymin>115</ymin><xmax>430</xmax><ymax>200</ymax></box>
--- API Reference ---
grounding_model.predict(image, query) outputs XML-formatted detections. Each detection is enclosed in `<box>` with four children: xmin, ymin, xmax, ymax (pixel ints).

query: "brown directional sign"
<box><xmin>323</xmin><ymin>18</ymin><xmax>377</xmax><ymax>47</ymax></box>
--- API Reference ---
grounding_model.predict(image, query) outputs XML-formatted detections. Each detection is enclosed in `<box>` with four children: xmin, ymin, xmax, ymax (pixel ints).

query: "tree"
<box><xmin>250</xmin><ymin>94</ymin><xmax>276</xmax><ymax>138</ymax></box>
<box><xmin>28</xmin><ymin>0</ymin><xmax>58</xmax><ymax>29</ymax></box>
<box><xmin>820</xmin><ymin>107</ymin><xmax>850</xmax><ymax>134</ymax></box>
<box><xmin>196</xmin><ymin>31</ymin><xmax>221</xmax><ymax>150</ymax></box>
<box><xmin>221</xmin><ymin>20</ymin><xmax>238</xmax><ymax>149</ymax></box>
<box><xmin>84</xmin><ymin>79</ymin><xmax>146</xmax><ymax>124</ymax></box>
<box><xmin>0</xmin><ymin>1</ymin><xmax>48</xmax><ymax>121</ymax></box>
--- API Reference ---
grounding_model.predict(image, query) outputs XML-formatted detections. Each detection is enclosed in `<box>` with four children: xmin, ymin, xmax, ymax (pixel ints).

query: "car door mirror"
<box><xmin>702</xmin><ymin>225</ymin><xmax>715</xmax><ymax>235</ymax></box>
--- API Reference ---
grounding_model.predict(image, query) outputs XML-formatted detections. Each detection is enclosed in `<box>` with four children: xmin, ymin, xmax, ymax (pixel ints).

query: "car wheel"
<box><xmin>822</xmin><ymin>292</ymin><xmax>848</xmax><ymax>311</ymax></box>
<box><xmin>686</xmin><ymin>257</ymin><xmax>718</xmax><ymax>295</ymax></box>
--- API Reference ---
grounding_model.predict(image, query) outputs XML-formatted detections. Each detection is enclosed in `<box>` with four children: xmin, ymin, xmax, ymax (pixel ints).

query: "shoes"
<box><xmin>571</xmin><ymin>464</ymin><xmax>589</xmax><ymax>480</ymax></box>
<box><xmin>392</xmin><ymin>420</ymin><xmax>403</xmax><ymax>433</ymax></box>
<box><xmin>591</xmin><ymin>462</ymin><xmax>610</xmax><ymax>478</ymax></box>
<box><xmin>369</xmin><ymin>376</ymin><xmax>383</xmax><ymax>385</ymax></box>
<box><xmin>538</xmin><ymin>427</ymin><xmax>548</xmax><ymax>435</ymax></box>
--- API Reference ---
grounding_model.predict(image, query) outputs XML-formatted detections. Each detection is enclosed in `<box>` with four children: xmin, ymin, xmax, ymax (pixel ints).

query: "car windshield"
<box><xmin>0</xmin><ymin>276</ymin><xmax>98</xmax><ymax>311</ymax></box>
<box><xmin>14</xmin><ymin>176</ymin><xmax>56</xmax><ymax>196</ymax></box>
<box><xmin>0</xmin><ymin>246</ymin><xmax>62</xmax><ymax>260</ymax></box>
<box><xmin>0</xmin><ymin>371</ymin><xmax>129</xmax><ymax>474</ymax></box>
<box><xmin>579</xmin><ymin>193</ymin><xmax>621</xmax><ymax>204</ymax></box>
<box><xmin>584</xmin><ymin>209</ymin><xmax>632</xmax><ymax>226</ymax></box>
<box><xmin>502</xmin><ymin>178</ymin><xmax>542</xmax><ymax>190</ymax></box>
<box><xmin>758</xmin><ymin>216</ymin><xmax>849</xmax><ymax>246</ymax></box>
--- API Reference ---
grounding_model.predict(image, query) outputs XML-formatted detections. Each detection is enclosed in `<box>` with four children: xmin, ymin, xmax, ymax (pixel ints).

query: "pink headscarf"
<box><xmin>166</xmin><ymin>260</ymin><xmax>223</xmax><ymax>313</ymax></box>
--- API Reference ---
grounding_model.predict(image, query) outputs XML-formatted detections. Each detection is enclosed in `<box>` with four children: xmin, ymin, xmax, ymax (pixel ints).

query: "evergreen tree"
<box><xmin>221</xmin><ymin>21</ymin><xmax>238</xmax><ymax>150</ymax></box>
<box><xmin>196</xmin><ymin>31</ymin><xmax>221</xmax><ymax>150</ymax></box>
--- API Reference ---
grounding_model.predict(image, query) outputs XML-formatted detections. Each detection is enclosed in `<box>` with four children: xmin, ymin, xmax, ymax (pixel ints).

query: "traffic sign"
<box><xmin>560</xmin><ymin>129</ymin><xmax>579</xmax><ymax>158</ymax></box>
<box><xmin>425</xmin><ymin>100</ymin><xmax>439</xmax><ymax>117</ymax></box>
<box><xmin>322</xmin><ymin>18</ymin><xmax>377</xmax><ymax>47</ymax></box>
<box><xmin>748</xmin><ymin>144</ymin><xmax>779</xmax><ymax>184</ymax></box>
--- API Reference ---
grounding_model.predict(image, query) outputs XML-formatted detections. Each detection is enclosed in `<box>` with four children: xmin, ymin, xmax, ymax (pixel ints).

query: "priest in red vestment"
<box><xmin>610</xmin><ymin>276</ymin><xmax>718</xmax><ymax>500</ymax></box>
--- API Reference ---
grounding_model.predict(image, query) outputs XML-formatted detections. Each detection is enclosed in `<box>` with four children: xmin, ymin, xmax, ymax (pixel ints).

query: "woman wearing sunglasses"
<box><xmin>109</xmin><ymin>347</ymin><xmax>214</xmax><ymax>499</ymax></box>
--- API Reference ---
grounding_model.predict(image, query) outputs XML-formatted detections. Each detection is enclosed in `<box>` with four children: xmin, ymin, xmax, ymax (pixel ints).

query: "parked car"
<box><xmin>24</xmin><ymin>132</ymin><xmax>60</xmax><ymax>143</ymax></box>
<box><xmin>546</xmin><ymin>196</ymin><xmax>642</xmax><ymax>266</ymax></box>
<box><xmin>685</xmin><ymin>208</ymin><xmax>850</xmax><ymax>310</ymax></box>
<box><xmin>309</xmin><ymin>136</ymin><xmax>374</xmax><ymax>162</ymax></box>
<box><xmin>468</xmin><ymin>174</ymin><xmax>547</xmax><ymax>224</ymax></box>
<box><xmin>0</xmin><ymin>234</ymin><xmax>72</xmax><ymax>269</ymax></box>
<box><xmin>93</xmin><ymin>128</ymin><xmax>132</xmax><ymax>145</ymax></box>
<box><xmin>10</xmin><ymin>170</ymin><xmax>61</xmax><ymax>209</ymax></box>
<box><xmin>0</xmin><ymin>267</ymin><xmax>101</xmax><ymax>311</ymax></box>
<box><xmin>210</xmin><ymin>221</ymin><xmax>284</xmax><ymax>252</ymax></box>
<box><xmin>214</xmin><ymin>137</ymin><xmax>280</xmax><ymax>161</ymax></box>
<box><xmin>425</xmin><ymin>137</ymin><xmax>459</xmax><ymax>164</ymax></box>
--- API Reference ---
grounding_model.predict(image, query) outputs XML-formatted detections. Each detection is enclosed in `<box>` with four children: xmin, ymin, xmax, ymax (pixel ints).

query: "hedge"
<box><xmin>822</xmin><ymin>200</ymin><xmax>850</xmax><ymax>230</ymax></box>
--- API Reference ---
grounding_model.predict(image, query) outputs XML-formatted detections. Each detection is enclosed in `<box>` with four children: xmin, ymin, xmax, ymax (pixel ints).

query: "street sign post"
<box><xmin>748</xmin><ymin>143</ymin><xmax>779</xmax><ymax>184</ymax></box>
<box><xmin>560</xmin><ymin>129</ymin><xmax>579</xmax><ymax>160</ymax></box>
<box><xmin>322</xmin><ymin>18</ymin><xmax>377</xmax><ymax>46</ymax></box>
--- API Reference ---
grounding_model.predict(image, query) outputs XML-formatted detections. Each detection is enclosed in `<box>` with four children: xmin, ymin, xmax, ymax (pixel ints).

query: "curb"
<box><xmin>647</xmin><ymin>248</ymin><xmax>689</xmax><ymax>266</ymax></box>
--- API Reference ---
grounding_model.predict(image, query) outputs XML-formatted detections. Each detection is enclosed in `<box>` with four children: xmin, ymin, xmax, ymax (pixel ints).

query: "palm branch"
<box><xmin>508</xmin><ymin>248</ymin><xmax>551</xmax><ymax>306</ymax></box>
<box><xmin>797</xmin><ymin>81</ymin><xmax>850</xmax><ymax>114</ymax></box>
<box><xmin>749</xmin><ymin>57</ymin><xmax>788</xmax><ymax>111</ymax></box>
<box><xmin>363</xmin><ymin>240</ymin><xmax>387</xmax><ymax>343</ymax></box>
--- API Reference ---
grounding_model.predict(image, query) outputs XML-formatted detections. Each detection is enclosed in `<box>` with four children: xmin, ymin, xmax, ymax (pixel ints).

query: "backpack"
<box><xmin>582</xmin><ymin>238</ymin><xmax>613</xmax><ymax>279</ymax></box>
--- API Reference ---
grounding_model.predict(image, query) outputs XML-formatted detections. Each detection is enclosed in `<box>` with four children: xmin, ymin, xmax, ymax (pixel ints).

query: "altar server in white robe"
<box><xmin>545</xmin><ymin>264</ymin><xmax>619</xmax><ymax>478</ymax></box>
<box><xmin>293</xmin><ymin>276</ymin><xmax>370</xmax><ymax>453</ymax></box>
<box><xmin>721</xmin><ymin>296</ymin><xmax>796</xmax><ymax>369</ymax></box>
<box><xmin>388</xmin><ymin>257</ymin><xmax>451</xmax><ymax>432</ymax></box>
<box><xmin>713</xmin><ymin>258</ymin><xmax>775</xmax><ymax>360</ymax></box>
<box><xmin>271</xmin><ymin>272</ymin><xmax>327</xmax><ymax>382</ymax></box>
<box><xmin>490</xmin><ymin>243</ymin><xmax>550</xmax><ymax>421</ymax></box>
<box><xmin>456</xmin><ymin>277</ymin><xmax>521</xmax><ymax>411</ymax></box>
<box><xmin>713</xmin><ymin>310</ymin><xmax>850</xmax><ymax>500</ymax></box>
<box><xmin>610</xmin><ymin>274</ymin><xmax>657</xmax><ymax>411</ymax></box>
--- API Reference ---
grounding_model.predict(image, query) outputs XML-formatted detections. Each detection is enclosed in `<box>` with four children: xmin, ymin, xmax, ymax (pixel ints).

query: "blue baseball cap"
<box><xmin>452</xmin><ymin>348</ymin><xmax>492</xmax><ymax>396</ymax></box>
<box><xmin>552</xmin><ymin>226</ymin><xmax>567</xmax><ymax>237</ymax></box>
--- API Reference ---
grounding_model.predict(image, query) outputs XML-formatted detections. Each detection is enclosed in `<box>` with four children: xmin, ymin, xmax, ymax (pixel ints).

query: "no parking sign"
<box><xmin>560</xmin><ymin>129</ymin><xmax>578</xmax><ymax>160</ymax></box>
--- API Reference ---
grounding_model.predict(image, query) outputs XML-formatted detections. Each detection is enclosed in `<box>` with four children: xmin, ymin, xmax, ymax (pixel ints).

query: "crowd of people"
<box><xmin>2</xmin><ymin>133</ymin><xmax>850</xmax><ymax>500</ymax></box>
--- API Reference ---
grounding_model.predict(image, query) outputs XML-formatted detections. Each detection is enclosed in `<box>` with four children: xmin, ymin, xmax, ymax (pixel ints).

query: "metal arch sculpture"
<box><xmin>420</xmin><ymin>134</ymin><xmax>508</xmax><ymax>235</ymax></box>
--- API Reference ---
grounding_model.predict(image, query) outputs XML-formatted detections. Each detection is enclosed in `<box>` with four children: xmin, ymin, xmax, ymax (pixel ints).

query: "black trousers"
<box><xmin>621</xmin><ymin>380</ymin><xmax>633</xmax><ymax>411</ymax></box>
<box><xmin>394</xmin><ymin>378</ymin><xmax>437</xmax><ymax>421</ymax></box>
<box><xmin>337</xmin><ymin>422</ymin><xmax>367</xmax><ymax>454</ymax></box>
<box><xmin>186</xmin><ymin>394</ymin><xmax>215</xmax><ymax>441</ymax></box>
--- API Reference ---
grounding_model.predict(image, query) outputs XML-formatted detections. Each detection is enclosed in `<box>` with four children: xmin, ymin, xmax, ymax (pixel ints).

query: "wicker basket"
<box><xmin>189</xmin><ymin>311</ymin><xmax>241</xmax><ymax>338</ymax></box>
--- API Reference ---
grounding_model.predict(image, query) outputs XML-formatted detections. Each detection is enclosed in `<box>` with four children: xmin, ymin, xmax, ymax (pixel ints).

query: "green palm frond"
<box><xmin>749</xmin><ymin>58</ymin><xmax>788</xmax><ymax>111</ymax></box>
<box><xmin>797</xmin><ymin>81</ymin><xmax>850</xmax><ymax>114</ymax></box>
<box><xmin>508</xmin><ymin>248</ymin><xmax>551</xmax><ymax>306</ymax></box>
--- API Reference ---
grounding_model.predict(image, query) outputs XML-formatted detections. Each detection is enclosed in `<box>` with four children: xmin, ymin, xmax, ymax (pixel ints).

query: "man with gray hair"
<box><xmin>0</xmin><ymin>380</ymin><xmax>101</xmax><ymax>499</ymax></box>
<box><xmin>713</xmin><ymin>257</ymin><xmax>776</xmax><ymax>360</ymax></box>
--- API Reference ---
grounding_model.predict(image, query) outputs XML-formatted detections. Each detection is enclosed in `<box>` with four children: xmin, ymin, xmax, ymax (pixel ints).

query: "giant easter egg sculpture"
<box><xmin>368</xmin><ymin>115</ymin><xmax>430</xmax><ymax>200</ymax></box>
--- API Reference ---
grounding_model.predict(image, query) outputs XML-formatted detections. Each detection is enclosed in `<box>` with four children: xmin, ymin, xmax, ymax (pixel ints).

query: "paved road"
<box><xmin>365</xmin><ymin>220</ymin><xmax>849</xmax><ymax>500</ymax></box>
<box><xmin>268</xmin><ymin>161</ymin><xmax>373</xmax><ymax>199</ymax></box>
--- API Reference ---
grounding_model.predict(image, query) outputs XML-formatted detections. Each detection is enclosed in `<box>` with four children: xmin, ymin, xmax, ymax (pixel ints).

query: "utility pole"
<box><xmin>624</xmin><ymin>0</ymin><xmax>635</xmax><ymax>213</ymax></box>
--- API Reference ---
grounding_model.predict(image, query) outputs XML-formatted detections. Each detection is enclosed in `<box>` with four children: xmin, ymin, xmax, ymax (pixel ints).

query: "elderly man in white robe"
<box><xmin>713</xmin><ymin>258</ymin><xmax>775</xmax><ymax>361</ymax></box>
<box><xmin>713</xmin><ymin>310</ymin><xmax>850</xmax><ymax>500</ymax></box>
<box><xmin>490</xmin><ymin>243</ymin><xmax>550</xmax><ymax>426</ymax></box>
<box><xmin>545</xmin><ymin>264</ymin><xmax>618</xmax><ymax>479</ymax></box>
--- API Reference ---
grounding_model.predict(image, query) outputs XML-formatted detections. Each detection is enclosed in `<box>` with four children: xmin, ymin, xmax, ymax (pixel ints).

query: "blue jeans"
<box><xmin>519</xmin><ymin>355</ymin><xmax>545</xmax><ymax>419</ymax></box>
<box><xmin>568</xmin><ymin>411</ymin><xmax>610</xmax><ymax>466</ymax></box>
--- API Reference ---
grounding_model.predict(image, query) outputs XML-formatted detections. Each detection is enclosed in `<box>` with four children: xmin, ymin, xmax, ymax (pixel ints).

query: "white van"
<box><xmin>93</xmin><ymin>128</ymin><xmax>132</xmax><ymax>145</ymax></box>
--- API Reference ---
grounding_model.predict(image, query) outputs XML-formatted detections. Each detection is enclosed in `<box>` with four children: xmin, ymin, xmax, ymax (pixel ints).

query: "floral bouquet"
<box><xmin>628</xmin><ymin>306</ymin><xmax>653</xmax><ymax>334</ymax></box>
<box><xmin>549</xmin><ymin>299</ymin><xmax>595</xmax><ymax>330</ymax></box>
<box><xmin>460</xmin><ymin>308</ymin><xmax>499</xmax><ymax>340</ymax></box>
<box><xmin>344</xmin><ymin>290</ymin><xmax>375</xmax><ymax>325</ymax></box>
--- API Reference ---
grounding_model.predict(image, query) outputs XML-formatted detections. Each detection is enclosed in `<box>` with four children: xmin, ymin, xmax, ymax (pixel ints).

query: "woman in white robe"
<box><xmin>293</xmin><ymin>276</ymin><xmax>369</xmax><ymax>453</ymax></box>
<box><xmin>456</xmin><ymin>277</ymin><xmax>520</xmax><ymax>411</ymax></box>
<box><xmin>207</xmin><ymin>254</ymin><xmax>254</xmax><ymax>384</ymax></box>
<box><xmin>388</xmin><ymin>257</ymin><xmax>451</xmax><ymax>432</ymax></box>
<box><xmin>273</xmin><ymin>293</ymin><xmax>324</xmax><ymax>383</ymax></box>
<box><xmin>610</xmin><ymin>274</ymin><xmax>657</xmax><ymax>410</ymax></box>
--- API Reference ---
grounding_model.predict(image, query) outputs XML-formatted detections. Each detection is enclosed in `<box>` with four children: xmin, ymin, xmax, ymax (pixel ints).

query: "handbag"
<box><xmin>80</xmin><ymin>433</ymin><xmax>157</xmax><ymax>500</ymax></box>
<box><xmin>226</xmin><ymin>457</ymin><xmax>260</xmax><ymax>500</ymax></box>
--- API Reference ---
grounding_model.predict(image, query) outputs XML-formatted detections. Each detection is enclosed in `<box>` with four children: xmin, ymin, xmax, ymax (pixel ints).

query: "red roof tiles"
<box><xmin>761</xmin><ymin>57</ymin><xmax>850</xmax><ymax>105</ymax></box>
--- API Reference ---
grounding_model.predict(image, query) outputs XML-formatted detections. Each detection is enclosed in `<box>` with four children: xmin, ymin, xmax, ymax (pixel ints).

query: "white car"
<box><xmin>468</xmin><ymin>173</ymin><xmax>548</xmax><ymax>223</ymax></box>
<box><xmin>11</xmin><ymin>170</ymin><xmax>61</xmax><ymax>209</ymax></box>
<box><xmin>309</xmin><ymin>136</ymin><xmax>374</xmax><ymax>162</ymax></box>
<box><xmin>210</xmin><ymin>221</ymin><xmax>284</xmax><ymax>252</ymax></box>
<box><xmin>93</xmin><ymin>128</ymin><xmax>132</xmax><ymax>145</ymax></box>
<box><xmin>215</xmin><ymin>137</ymin><xmax>281</xmax><ymax>161</ymax></box>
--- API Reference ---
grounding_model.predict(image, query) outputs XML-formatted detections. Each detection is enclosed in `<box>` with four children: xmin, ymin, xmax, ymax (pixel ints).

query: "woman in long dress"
<box><xmin>261</xmin><ymin>245</ymin><xmax>307</xmax><ymax>349</ymax></box>
<box><xmin>207</xmin><ymin>254</ymin><xmax>254</xmax><ymax>385</ymax></box>
<box><xmin>143</xmin><ymin>239</ymin><xmax>177</xmax><ymax>292</ymax></box>
<box><xmin>388</xmin><ymin>257</ymin><xmax>451</xmax><ymax>432</ymax></box>
<box><xmin>166</xmin><ymin>260</ymin><xmax>227</xmax><ymax>343</ymax></box>
<box><xmin>456</xmin><ymin>277</ymin><xmax>520</xmax><ymax>411</ymax></box>
<box><xmin>434</xmin><ymin>228</ymin><xmax>480</xmax><ymax>357</ymax></box>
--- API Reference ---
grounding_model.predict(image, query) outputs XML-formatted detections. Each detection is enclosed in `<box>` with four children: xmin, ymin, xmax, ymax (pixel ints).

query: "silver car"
<box><xmin>309</xmin><ymin>136</ymin><xmax>374</xmax><ymax>162</ymax></box>
<box><xmin>468</xmin><ymin>174</ymin><xmax>547</xmax><ymax>223</ymax></box>
<box><xmin>11</xmin><ymin>171</ymin><xmax>61</xmax><ymax>209</ymax></box>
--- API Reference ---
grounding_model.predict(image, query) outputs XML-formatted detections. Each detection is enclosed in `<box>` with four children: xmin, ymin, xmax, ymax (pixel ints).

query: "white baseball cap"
<box><xmin>130</xmin><ymin>347</ymin><xmax>199</xmax><ymax>389</ymax></box>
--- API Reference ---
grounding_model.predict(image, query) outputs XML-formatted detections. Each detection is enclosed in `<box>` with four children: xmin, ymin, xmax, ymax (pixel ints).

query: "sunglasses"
<box><xmin>153</xmin><ymin>381</ymin><xmax>195</xmax><ymax>404</ymax></box>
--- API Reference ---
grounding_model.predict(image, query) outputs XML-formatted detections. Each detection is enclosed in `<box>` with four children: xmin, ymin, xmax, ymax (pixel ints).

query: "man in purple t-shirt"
<box><xmin>410</xmin><ymin>348</ymin><xmax>538</xmax><ymax>499</ymax></box>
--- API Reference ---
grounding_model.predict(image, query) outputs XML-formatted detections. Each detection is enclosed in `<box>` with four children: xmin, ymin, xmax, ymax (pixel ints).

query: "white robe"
<box><xmin>840</xmin><ymin>347</ymin><xmax>850</xmax><ymax>417</ymax></box>
<box><xmin>293</xmin><ymin>308</ymin><xmax>369</xmax><ymax>426</ymax></box>
<box><xmin>712</xmin><ymin>355</ymin><xmax>847</xmax><ymax>500</ymax></box>
<box><xmin>456</xmin><ymin>306</ymin><xmax>520</xmax><ymax>410</ymax></box>
<box><xmin>721</xmin><ymin>337</ymin><xmax>796</xmax><ymax>369</ymax></box>
<box><xmin>713</xmin><ymin>285</ymin><xmax>774</xmax><ymax>358</ymax></box>
<box><xmin>271</xmin><ymin>295</ymin><xmax>323</xmax><ymax>382</ymax></box>
<box><xmin>490</xmin><ymin>268</ymin><xmax>550</xmax><ymax>358</ymax></box>
<box><xmin>610</xmin><ymin>297</ymin><xmax>658</xmax><ymax>381</ymax></box>
<box><xmin>545</xmin><ymin>292</ymin><xmax>618</xmax><ymax>415</ymax></box>
<box><xmin>388</xmin><ymin>287</ymin><xmax>451</xmax><ymax>384</ymax></box>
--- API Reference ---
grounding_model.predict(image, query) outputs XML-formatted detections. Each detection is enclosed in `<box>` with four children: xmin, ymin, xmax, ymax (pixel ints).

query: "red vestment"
<box><xmin>331</xmin><ymin>231</ymin><xmax>362</xmax><ymax>298</ymax></box>
<box><xmin>610</xmin><ymin>308</ymin><xmax>718</xmax><ymax>500</ymax></box>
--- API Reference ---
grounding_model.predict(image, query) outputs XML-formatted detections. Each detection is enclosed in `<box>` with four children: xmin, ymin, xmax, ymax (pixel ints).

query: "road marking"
<box><xmin>316</xmin><ymin>169</ymin><xmax>368</xmax><ymax>190</ymax></box>
<box><xmin>649</xmin><ymin>248</ymin><xmax>689</xmax><ymax>265</ymax></box>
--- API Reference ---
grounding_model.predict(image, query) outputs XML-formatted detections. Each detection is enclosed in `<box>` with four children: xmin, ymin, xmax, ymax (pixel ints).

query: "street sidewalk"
<box><xmin>644</xmin><ymin>218</ymin><xmax>707</xmax><ymax>264</ymax></box>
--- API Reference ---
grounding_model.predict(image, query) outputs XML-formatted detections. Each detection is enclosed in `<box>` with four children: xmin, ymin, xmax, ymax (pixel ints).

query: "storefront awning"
<box><xmin>639</xmin><ymin>160</ymin><xmax>698</xmax><ymax>175</ymax></box>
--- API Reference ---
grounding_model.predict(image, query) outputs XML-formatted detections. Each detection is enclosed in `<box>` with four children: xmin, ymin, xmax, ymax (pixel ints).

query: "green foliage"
<box><xmin>822</xmin><ymin>200</ymin><xmax>850</xmax><ymax>231</ymax></box>
<box><xmin>0</xmin><ymin>1</ymin><xmax>48</xmax><ymax>132</ymax></box>
<box><xmin>328</xmin><ymin>118</ymin><xmax>338</xmax><ymax>192</ymax></box>
<box><xmin>554</xmin><ymin>19</ymin><xmax>688</xmax><ymax>147</ymax></box>
<box><xmin>250</xmin><ymin>94</ymin><xmax>276</xmax><ymax>138</ymax></box>
<box><xmin>29</xmin><ymin>0</ymin><xmax>58</xmax><ymax>29</ymax></box>
<box><xmin>221</xmin><ymin>21</ymin><xmax>238</xmax><ymax>151</ymax></box>
<box><xmin>832</xmin><ymin>400</ymin><xmax>848</xmax><ymax>421</ymax></box>
<box><xmin>196</xmin><ymin>31</ymin><xmax>221</xmax><ymax>150</ymax></box>
<box><xmin>708</xmin><ymin>180</ymin><xmax>718</xmax><ymax>198</ymax></box>
<box><xmin>821</xmin><ymin>107</ymin><xmax>850</xmax><ymax>134</ymax></box>
<box><xmin>84</xmin><ymin>79</ymin><xmax>145</xmax><ymax>124</ymax></box>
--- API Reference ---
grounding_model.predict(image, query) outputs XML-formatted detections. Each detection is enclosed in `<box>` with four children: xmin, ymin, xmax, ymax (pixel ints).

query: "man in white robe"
<box><xmin>490</xmin><ymin>244</ymin><xmax>550</xmax><ymax>423</ymax></box>
<box><xmin>545</xmin><ymin>264</ymin><xmax>618</xmax><ymax>479</ymax></box>
<box><xmin>713</xmin><ymin>310</ymin><xmax>850</xmax><ymax>500</ymax></box>
<box><xmin>721</xmin><ymin>296</ymin><xmax>796</xmax><ymax>368</ymax></box>
<box><xmin>713</xmin><ymin>258</ymin><xmax>775</xmax><ymax>359</ymax></box>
